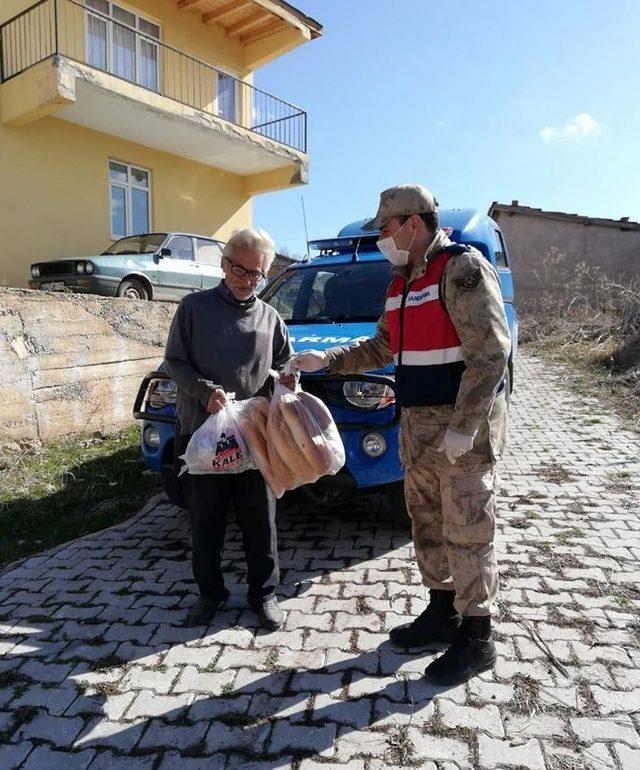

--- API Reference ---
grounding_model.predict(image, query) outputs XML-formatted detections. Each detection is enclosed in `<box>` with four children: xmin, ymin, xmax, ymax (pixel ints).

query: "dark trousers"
<box><xmin>175</xmin><ymin>435</ymin><xmax>279</xmax><ymax>603</ymax></box>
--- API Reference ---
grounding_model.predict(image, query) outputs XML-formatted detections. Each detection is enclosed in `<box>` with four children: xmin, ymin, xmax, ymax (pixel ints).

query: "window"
<box><xmin>262</xmin><ymin>262</ymin><xmax>393</xmax><ymax>323</ymax></box>
<box><xmin>165</xmin><ymin>235</ymin><xmax>194</xmax><ymax>261</ymax></box>
<box><xmin>85</xmin><ymin>1</ymin><xmax>161</xmax><ymax>91</ymax></box>
<box><xmin>217</xmin><ymin>73</ymin><xmax>237</xmax><ymax>122</ymax></box>
<box><xmin>492</xmin><ymin>229</ymin><xmax>509</xmax><ymax>269</ymax></box>
<box><xmin>195</xmin><ymin>239</ymin><xmax>223</xmax><ymax>266</ymax></box>
<box><xmin>109</xmin><ymin>161</ymin><xmax>151</xmax><ymax>238</ymax></box>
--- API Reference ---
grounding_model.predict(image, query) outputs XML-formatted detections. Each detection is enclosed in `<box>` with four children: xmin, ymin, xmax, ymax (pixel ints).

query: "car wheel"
<box><xmin>386</xmin><ymin>481</ymin><xmax>410</xmax><ymax>527</ymax></box>
<box><xmin>117</xmin><ymin>278</ymin><xmax>149</xmax><ymax>300</ymax></box>
<box><xmin>160</xmin><ymin>465</ymin><xmax>187</xmax><ymax>509</ymax></box>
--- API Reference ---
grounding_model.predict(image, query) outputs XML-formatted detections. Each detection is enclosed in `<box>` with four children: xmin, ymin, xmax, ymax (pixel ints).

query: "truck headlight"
<box><xmin>362</xmin><ymin>432</ymin><xmax>387</xmax><ymax>458</ymax></box>
<box><xmin>148</xmin><ymin>378</ymin><xmax>178</xmax><ymax>408</ymax></box>
<box><xmin>343</xmin><ymin>381</ymin><xmax>395</xmax><ymax>410</ymax></box>
<box><xmin>85</xmin><ymin>261</ymin><xmax>95</xmax><ymax>274</ymax></box>
<box><xmin>143</xmin><ymin>425</ymin><xmax>160</xmax><ymax>449</ymax></box>
<box><xmin>31</xmin><ymin>265</ymin><xmax>40</xmax><ymax>278</ymax></box>
<box><xmin>76</xmin><ymin>262</ymin><xmax>85</xmax><ymax>274</ymax></box>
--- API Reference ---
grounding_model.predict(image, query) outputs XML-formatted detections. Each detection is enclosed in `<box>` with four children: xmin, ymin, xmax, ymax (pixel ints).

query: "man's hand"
<box><xmin>279</xmin><ymin>372</ymin><xmax>297</xmax><ymax>391</ymax></box>
<box><xmin>437</xmin><ymin>427</ymin><xmax>475</xmax><ymax>464</ymax></box>
<box><xmin>206</xmin><ymin>388</ymin><xmax>228</xmax><ymax>415</ymax></box>
<box><xmin>288</xmin><ymin>350</ymin><xmax>329</xmax><ymax>373</ymax></box>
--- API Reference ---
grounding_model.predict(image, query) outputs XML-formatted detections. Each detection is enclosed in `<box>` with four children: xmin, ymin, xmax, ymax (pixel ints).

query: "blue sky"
<box><xmin>252</xmin><ymin>0</ymin><xmax>640</xmax><ymax>256</ymax></box>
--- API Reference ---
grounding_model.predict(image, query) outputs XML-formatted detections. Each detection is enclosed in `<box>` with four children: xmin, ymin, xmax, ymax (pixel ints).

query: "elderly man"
<box><xmin>164</xmin><ymin>228</ymin><xmax>295</xmax><ymax>630</ymax></box>
<box><xmin>291</xmin><ymin>185</ymin><xmax>511</xmax><ymax>686</ymax></box>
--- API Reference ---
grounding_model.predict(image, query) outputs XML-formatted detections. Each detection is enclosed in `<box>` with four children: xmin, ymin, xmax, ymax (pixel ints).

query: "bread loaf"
<box><xmin>238</xmin><ymin>399</ymin><xmax>285</xmax><ymax>498</ymax></box>
<box><xmin>278</xmin><ymin>393</ymin><xmax>327</xmax><ymax>477</ymax></box>
<box><xmin>268</xmin><ymin>404</ymin><xmax>320</xmax><ymax>485</ymax></box>
<box><xmin>297</xmin><ymin>390</ymin><xmax>345</xmax><ymax>474</ymax></box>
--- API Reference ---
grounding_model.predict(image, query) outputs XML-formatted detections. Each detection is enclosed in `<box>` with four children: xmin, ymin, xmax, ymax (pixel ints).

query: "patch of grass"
<box><xmin>0</xmin><ymin>425</ymin><xmax>160</xmax><ymax>566</ymax></box>
<box><xmin>221</xmin><ymin>682</ymin><xmax>234</xmax><ymax>696</ymax></box>
<box><xmin>263</xmin><ymin>649</ymin><xmax>279</xmax><ymax>671</ymax></box>
<box><xmin>535</xmin><ymin>462</ymin><xmax>575</xmax><ymax>485</ymax></box>
<box><xmin>385</xmin><ymin>724</ymin><xmax>416</xmax><ymax>766</ymax></box>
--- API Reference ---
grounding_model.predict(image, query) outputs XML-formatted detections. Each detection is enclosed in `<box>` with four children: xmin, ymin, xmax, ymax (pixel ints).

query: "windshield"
<box><xmin>262</xmin><ymin>261</ymin><xmax>392</xmax><ymax>324</ymax></box>
<box><xmin>102</xmin><ymin>234</ymin><xmax>166</xmax><ymax>255</ymax></box>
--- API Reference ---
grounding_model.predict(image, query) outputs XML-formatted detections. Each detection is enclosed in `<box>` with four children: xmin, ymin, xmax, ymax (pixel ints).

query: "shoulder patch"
<box><xmin>454</xmin><ymin>267</ymin><xmax>482</xmax><ymax>290</ymax></box>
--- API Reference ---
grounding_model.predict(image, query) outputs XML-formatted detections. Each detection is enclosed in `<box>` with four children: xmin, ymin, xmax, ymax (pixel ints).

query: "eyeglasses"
<box><xmin>223</xmin><ymin>256</ymin><xmax>266</xmax><ymax>284</ymax></box>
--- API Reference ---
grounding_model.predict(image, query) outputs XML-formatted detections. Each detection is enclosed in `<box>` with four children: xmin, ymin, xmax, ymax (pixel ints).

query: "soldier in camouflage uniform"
<box><xmin>291</xmin><ymin>184</ymin><xmax>511</xmax><ymax>686</ymax></box>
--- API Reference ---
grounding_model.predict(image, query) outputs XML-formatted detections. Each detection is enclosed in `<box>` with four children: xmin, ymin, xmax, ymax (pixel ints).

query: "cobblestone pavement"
<box><xmin>1</xmin><ymin>353</ymin><xmax>640</xmax><ymax>770</ymax></box>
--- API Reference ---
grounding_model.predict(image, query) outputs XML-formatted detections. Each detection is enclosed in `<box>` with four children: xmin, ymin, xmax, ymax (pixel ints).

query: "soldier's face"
<box><xmin>379</xmin><ymin>216</ymin><xmax>415</xmax><ymax>249</ymax></box>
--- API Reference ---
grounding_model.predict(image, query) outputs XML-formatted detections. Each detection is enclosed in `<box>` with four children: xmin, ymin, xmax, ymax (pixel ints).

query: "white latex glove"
<box><xmin>286</xmin><ymin>349</ymin><xmax>329</xmax><ymax>374</ymax></box>
<box><xmin>437</xmin><ymin>427</ymin><xmax>475</xmax><ymax>464</ymax></box>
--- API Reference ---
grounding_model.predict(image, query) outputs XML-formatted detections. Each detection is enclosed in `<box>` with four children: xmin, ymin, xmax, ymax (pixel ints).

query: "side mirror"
<box><xmin>159</xmin><ymin>247</ymin><xmax>172</xmax><ymax>257</ymax></box>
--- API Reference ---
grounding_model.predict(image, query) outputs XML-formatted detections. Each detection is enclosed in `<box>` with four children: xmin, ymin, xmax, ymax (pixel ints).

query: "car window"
<box><xmin>196</xmin><ymin>239</ymin><xmax>223</xmax><ymax>267</ymax></box>
<box><xmin>262</xmin><ymin>261</ymin><xmax>392</xmax><ymax>323</ymax></box>
<box><xmin>166</xmin><ymin>236</ymin><xmax>194</xmax><ymax>261</ymax></box>
<box><xmin>492</xmin><ymin>229</ymin><xmax>509</xmax><ymax>269</ymax></box>
<box><xmin>103</xmin><ymin>233</ymin><xmax>166</xmax><ymax>255</ymax></box>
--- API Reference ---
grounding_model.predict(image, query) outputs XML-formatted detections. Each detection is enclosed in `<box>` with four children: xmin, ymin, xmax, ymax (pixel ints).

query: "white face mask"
<box><xmin>376</xmin><ymin>219</ymin><xmax>416</xmax><ymax>266</ymax></box>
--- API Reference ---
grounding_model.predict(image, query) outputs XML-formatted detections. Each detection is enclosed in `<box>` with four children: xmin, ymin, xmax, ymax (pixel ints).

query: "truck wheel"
<box><xmin>160</xmin><ymin>465</ymin><xmax>187</xmax><ymax>508</ymax></box>
<box><xmin>117</xmin><ymin>278</ymin><xmax>149</xmax><ymax>300</ymax></box>
<box><xmin>386</xmin><ymin>481</ymin><xmax>410</xmax><ymax>527</ymax></box>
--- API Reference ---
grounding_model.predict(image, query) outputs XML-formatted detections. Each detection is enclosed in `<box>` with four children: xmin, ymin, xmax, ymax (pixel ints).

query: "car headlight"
<box><xmin>343</xmin><ymin>380</ymin><xmax>395</xmax><ymax>410</ymax></box>
<box><xmin>31</xmin><ymin>265</ymin><xmax>40</xmax><ymax>278</ymax></box>
<box><xmin>148</xmin><ymin>378</ymin><xmax>178</xmax><ymax>408</ymax></box>
<box><xmin>76</xmin><ymin>262</ymin><xmax>85</xmax><ymax>274</ymax></box>
<box><xmin>143</xmin><ymin>425</ymin><xmax>160</xmax><ymax>449</ymax></box>
<box><xmin>85</xmin><ymin>261</ymin><xmax>94</xmax><ymax>274</ymax></box>
<box><xmin>362</xmin><ymin>432</ymin><xmax>387</xmax><ymax>458</ymax></box>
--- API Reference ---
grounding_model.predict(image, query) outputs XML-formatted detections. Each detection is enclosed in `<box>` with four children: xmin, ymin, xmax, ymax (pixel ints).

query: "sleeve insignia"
<box><xmin>454</xmin><ymin>267</ymin><xmax>482</xmax><ymax>290</ymax></box>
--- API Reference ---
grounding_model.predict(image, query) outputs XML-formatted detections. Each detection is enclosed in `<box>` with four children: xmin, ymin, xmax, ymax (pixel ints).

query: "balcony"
<box><xmin>0</xmin><ymin>0</ymin><xmax>308</xmax><ymax>186</ymax></box>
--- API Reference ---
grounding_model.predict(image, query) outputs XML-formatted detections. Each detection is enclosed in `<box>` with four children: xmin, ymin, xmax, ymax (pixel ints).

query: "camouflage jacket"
<box><xmin>324</xmin><ymin>229</ymin><xmax>511</xmax><ymax>437</ymax></box>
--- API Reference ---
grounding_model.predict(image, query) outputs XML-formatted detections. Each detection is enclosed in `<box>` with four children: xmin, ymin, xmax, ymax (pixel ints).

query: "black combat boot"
<box><xmin>424</xmin><ymin>615</ymin><xmax>496</xmax><ymax>686</ymax></box>
<box><xmin>389</xmin><ymin>589</ymin><xmax>461</xmax><ymax>647</ymax></box>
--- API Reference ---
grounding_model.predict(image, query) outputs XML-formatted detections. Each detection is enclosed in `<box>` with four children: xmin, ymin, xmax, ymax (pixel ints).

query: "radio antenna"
<box><xmin>301</xmin><ymin>195</ymin><xmax>310</xmax><ymax>256</ymax></box>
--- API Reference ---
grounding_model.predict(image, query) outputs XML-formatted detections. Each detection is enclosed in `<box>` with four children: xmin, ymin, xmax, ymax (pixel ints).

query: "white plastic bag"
<box><xmin>265</xmin><ymin>370</ymin><xmax>346</xmax><ymax>492</ymax></box>
<box><xmin>179</xmin><ymin>398</ymin><xmax>256</xmax><ymax>475</ymax></box>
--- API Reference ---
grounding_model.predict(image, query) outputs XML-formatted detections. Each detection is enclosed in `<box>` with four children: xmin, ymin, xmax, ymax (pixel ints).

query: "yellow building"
<box><xmin>0</xmin><ymin>0</ymin><xmax>321</xmax><ymax>288</ymax></box>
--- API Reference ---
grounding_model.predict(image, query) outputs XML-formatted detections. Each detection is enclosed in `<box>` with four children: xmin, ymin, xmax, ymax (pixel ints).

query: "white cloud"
<box><xmin>540</xmin><ymin>113</ymin><xmax>601</xmax><ymax>142</ymax></box>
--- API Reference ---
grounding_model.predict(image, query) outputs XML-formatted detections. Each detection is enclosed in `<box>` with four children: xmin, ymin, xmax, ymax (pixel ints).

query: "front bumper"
<box><xmin>29</xmin><ymin>275</ymin><xmax>118</xmax><ymax>297</ymax></box>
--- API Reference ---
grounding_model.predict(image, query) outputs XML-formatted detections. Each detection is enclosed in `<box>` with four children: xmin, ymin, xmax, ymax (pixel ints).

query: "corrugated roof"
<box><xmin>488</xmin><ymin>201</ymin><xmax>640</xmax><ymax>232</ymax></box>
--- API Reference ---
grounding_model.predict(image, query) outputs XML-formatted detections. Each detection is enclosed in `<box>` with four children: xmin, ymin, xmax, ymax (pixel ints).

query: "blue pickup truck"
<box><xmin>133</xmin><ymin>210</ymin><xmax>518</xmax><ymax>518</ymax></box>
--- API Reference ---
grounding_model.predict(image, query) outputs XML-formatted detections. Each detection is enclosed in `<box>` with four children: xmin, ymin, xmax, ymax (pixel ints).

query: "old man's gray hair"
<box><xmin>223</xmin><ymin>228</ymin><xmax>276</xmax><ymax>272</ymax></box>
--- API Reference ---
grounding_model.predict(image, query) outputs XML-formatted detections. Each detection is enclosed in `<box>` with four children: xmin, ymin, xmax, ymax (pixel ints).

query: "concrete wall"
<box><xmin>493</xmin><ymin>211</ymin><xmax>640</xmax><ymax>303</ymax></box>
<box><xmin>0</xmin><ymin>288</ymin><xmax>175</xmax><ymax>446</ymax></box>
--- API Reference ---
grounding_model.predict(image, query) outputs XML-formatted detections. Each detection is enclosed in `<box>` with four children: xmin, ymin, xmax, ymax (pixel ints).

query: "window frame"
<box><xmin>108</xmin><ymin>159</ymin><xmax>152</xmax><ymax>240</ymax></box>
<box><xmin>195</xmin><ymin>238</ymin><xmax>224</xmax><ymax>267</ymax></box>
<box><xmin>164</xmin><ymin>234</ymin><xmax>196</xmax><ymax>262</ymax></box>
<box><xmin>492</xmin><ymin>228</ymin><xmax>510</xmax><ymax>270</ymax></box>
<box><xmin>84</xmin><ymin>0</ymin><xmax>162</xmax><ymax>92</ymax></box>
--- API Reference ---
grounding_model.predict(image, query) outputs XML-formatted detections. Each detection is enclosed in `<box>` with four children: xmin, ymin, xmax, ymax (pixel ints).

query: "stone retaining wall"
<box><xmin>0</xmin><ymin>288</ymin><xmax>176</xmax><ymax>446</ymax></box>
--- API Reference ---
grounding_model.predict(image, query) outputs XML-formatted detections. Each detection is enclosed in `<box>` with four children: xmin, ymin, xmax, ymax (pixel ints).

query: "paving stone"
<box><xmin>268</xmin><ymin>721</ymin><xmax>337</xmax><ymax>756</ymax></box>
<box><xmin>12</xmin><ymin>683</ymin><xmax>79</xmax><ymax>716</ymax></box>
<box><xmin>312</xmin><ymin>693</ymin><xmax>372</xmax><ymax>727</ymax></box>
<box><xmin>127</xmin><ymin>691</ymin><xmax>193</xmax><ymax>721</ymax></box>
<box><xmin>478</xmin><ymin>734</ymin><xmax>545</xmax><ymax>769</ymax></box>
<box><xmin>75</xmin><ymin>718</ymin><xmax>145</xmax><ymax>751</ymax></box>
<box><xmin>15</xmin><ymin>712</ymin><xmax>84</xmax><ymax>746</ymax></box>
<box><xmin>571</xmin><ymin>715</ymin><xmax>640</xmax><ymax>747</ymax></box>
<box><xmin>373</xmin><ymin>696</ymin><xmax>434</xmax><ymax>727</ymax></box>
<box><xmin>89</xmin><ymin>752</ymin><xmax>157</xmax><ymax>769</ymax></box>
<box><xmin>188</xmin><ymin>694</ymin><xmax>252</xmax><ymax>722</ymax></box>
<box><xmin>290</xmin><ymin>671</ymin><xmax>343</xmax><ymax>693</ymax></box>
<box><xmin>616</xmin><ymin>743</ymin><xmax>640</xmax><ymax>770</ymax></box>
<box><xmin>0</xmin><ymin>742</ymin><xmax>33</xmax><ymax>770</ymax></box>
<box><xmin>21</xmin><ymin>745</ymin><xmax>94</xmax><ymax>769</ymax></box>
<box><xmin>205</xmin><ymin>721</ymin><xmax>270</xmax><ymax>754</ymax></box>
<box><xmin>438</xmin><ymin>700</ymin><xmax>504</xmax><ymax>738</ymax></box>
<box><xmin>407</xmin><ymin>728</ymin><xmax>471</xmax><ymax>766</ymax></box>
<box><xmin>591</xmin><ymin>685</ymin><xmax>640</xmax><ymax>714</ymax></box>
<box><xmin>172</xmin><ymin>665</ymin><xmax>235</xmax><ymax>695</ymax></box>
<box><xmin>158</xmin><ymin>751</ymin><xmax>226</xmax><ymax>770</ymax></box>
<box><xmin>138</xmin><ymin>719</ymin><xmax>208</xmax><ymax>750</ymax></box>
<box><xmin>248</xmin><ymin>692</ymin><xmax>309</xmax><ymax>722</ymax></box>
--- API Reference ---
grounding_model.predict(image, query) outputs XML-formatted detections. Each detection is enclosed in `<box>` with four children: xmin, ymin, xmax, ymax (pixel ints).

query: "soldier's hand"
<box><xmin>287</xmin><ymin>350</ymin><xmax>329</xmax><ymax>373</ymax></box>
<box><xmin>437</xmin><ymin>427</ymin><xmax>475</xmax><ymax>464</ymax></box>
<box><xmin>206</xmin><ymin>388</ymin><xmax>228</xmax><ymax>415</ymax></box>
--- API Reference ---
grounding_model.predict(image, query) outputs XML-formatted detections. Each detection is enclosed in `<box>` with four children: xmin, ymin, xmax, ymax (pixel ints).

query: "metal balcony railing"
<box><xmin>0</xmin><ymin>0</ymin><xmax>307</xmax><ymax>152</ymax></box>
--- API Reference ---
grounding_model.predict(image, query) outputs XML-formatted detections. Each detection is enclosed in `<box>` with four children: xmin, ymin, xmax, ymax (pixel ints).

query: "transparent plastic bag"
<box><xmin>179</xmin><ymin>397</ymin><xmax>256</xmax><ymax>475</ymax></box>
<box><xmin>265</xmin><ymin>370</ymin><xmax>346</xmax><ymax>492</ymax></box>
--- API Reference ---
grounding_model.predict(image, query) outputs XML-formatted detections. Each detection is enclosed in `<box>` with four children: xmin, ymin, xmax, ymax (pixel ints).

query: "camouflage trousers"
<box><xmin>399</xmin><ymin>394</ymin><xmax>507</xmax><ymax>617</ymax></box>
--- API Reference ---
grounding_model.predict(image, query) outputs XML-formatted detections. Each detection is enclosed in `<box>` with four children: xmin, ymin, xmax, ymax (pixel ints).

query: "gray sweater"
<box><xmin>164</xmin><ymin>282</ymin><xmax>292</xmax><ymax>435</ymax></box>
